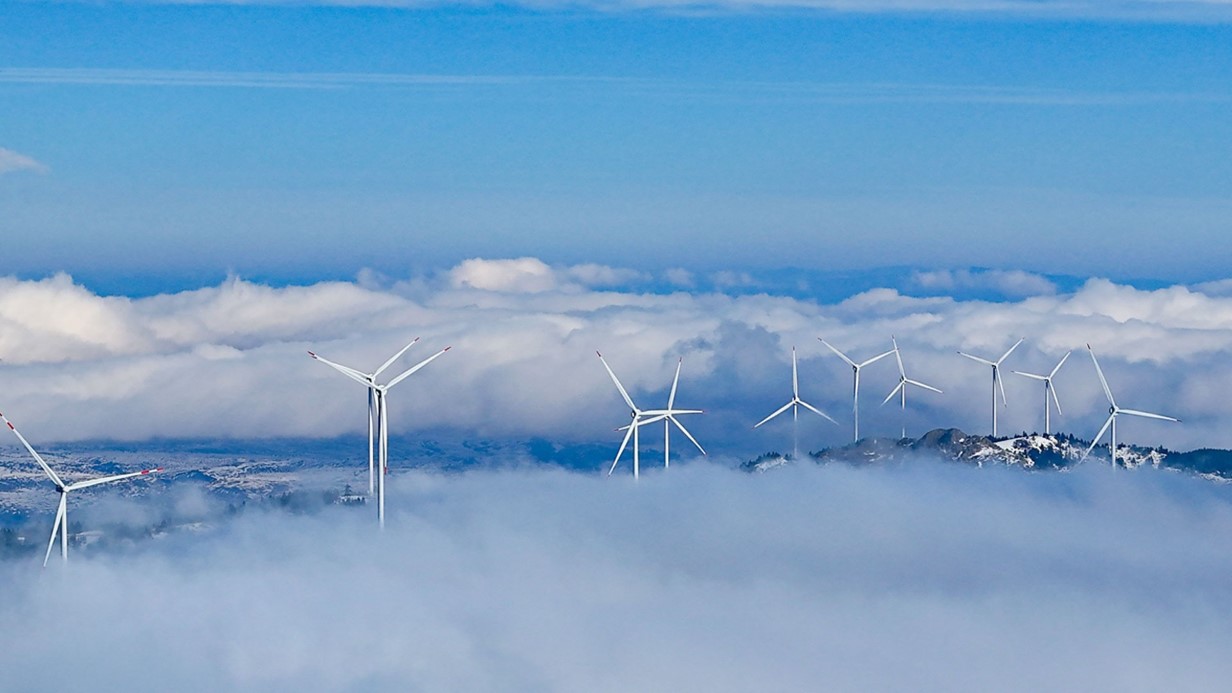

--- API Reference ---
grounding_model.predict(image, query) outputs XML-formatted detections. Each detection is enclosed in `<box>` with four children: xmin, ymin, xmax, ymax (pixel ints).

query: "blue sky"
<box><xmin>2</xmin><ymin>2</ymin><xmax>1231</xmax><ymax>292</ymax></box>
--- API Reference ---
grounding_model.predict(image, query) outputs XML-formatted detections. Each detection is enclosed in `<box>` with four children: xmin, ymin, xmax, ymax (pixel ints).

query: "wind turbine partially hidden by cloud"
<box><xmin>958</xmin><ymin>338</ymin><xmax>1024</xmax><ymax>438</ymax></box>
<box><xmin>599</xmin><ymin>352</ymin><xmax>700</xmax><ymax>479</ymax></box>
<box><xmin>1083</xmin><ymin>345</ymin><xmax>1179</xmax><ymax>470</ymax></box>
<box><xmin>754</xmin><ymin>346</ymin><xmax>838</xmax><ymax>459</ymax></box>
<box><xmin>0</xmin><ymin>412</ymin><xmax>161</xmax><ymax>567</ymax></box>
<box><xmin>881</xmin><ymin>337</ymin><xmax>942</xmax><ymax>440</ymax></box>
<box><xmin>1012</xmin><ymin>351</ymin><xmax>1070</xmax><ymax>435</ymax></box>
<box><xmin>309</xmin><ymin>339</ymin><xmax>451</xmax><ymax>528</ymax></box>
<box><xmin>820</xmin><ymin>339</ymin><xmax>895</xmax><ymax>443</ymax></box>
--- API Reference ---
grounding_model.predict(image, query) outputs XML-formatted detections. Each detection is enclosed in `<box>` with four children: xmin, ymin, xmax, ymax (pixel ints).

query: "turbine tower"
<box><xmin>881</xmin><ymin>337</ymin><xmax>942</xmax><ymax>439</ymax></box>
<box><xmin>598</xmin><ymin>352</ymin><xmax>700</xmax><ymax>479</ymax></box>
<box><xmin>754</xmin><ymin>346</ymin><xmax>838</xmax><ymax>459</ymax></box>
<box><xmin>1012</xmin><ymin>351</ymin><xmax>1070</xmax><ymax>435</ymax></box>
<box><xmin>957</xmin><ymin>338</ymin><xmax>1024</xmax><ymax>438</ymax></box>
<box><xmin>1</xmin><ymin>412</ymin><xmax>161</xmax><ymax>567</ymax></box>
<box><xmin>1083</xmin><ymin>345</ymin><xmax>1179</xmax><ymax>470</ymax></box>
<box><xmin>309</xmin><ymin>340</ymin><xmax>451</xmax><ymax>528</ymax></box>
<box><xmin>819</xmin><ymin>339</ymin><xmax>895</xmax><ymax>443</ymax></box>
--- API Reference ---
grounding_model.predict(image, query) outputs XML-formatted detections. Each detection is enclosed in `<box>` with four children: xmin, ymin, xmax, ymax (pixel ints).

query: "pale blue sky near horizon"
<box><xmin>1</xmin><ymin>2</ymin><xmax>1230</xmax><ymax>294</ymax></box>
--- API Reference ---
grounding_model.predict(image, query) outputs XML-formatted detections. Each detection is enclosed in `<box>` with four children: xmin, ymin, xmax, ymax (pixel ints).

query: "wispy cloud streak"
<box><xmin>2</xmin><ymin>68</ymin><xmax>1228</xmax><ymax>105</ymax></box>
<box><xmin>0</xmin><ymin>147</ymin><xmax>48</xmax><ymax>175</ymax></box>
<box><xmin>16</xmin><ymin>0</ymin><xmax>1232</xmax><ymax>21</ymax></box>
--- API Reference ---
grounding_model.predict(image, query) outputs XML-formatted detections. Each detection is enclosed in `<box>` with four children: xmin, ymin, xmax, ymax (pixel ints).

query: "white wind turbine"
<box><xmin>819</xmin><ymin>339</ymin><xmax>895</xmax><ymax>443</ymax></box>
<box><xmin>598</xmin><ymin>352</ymin><xmax>701</xmax><ymax>479</ymax></box>
<box><xmin>657</xmin><ymin>358</ymin><xmax>706</xmax><ymax>469</ymax></box>
<box><xmin>957</xmin><ymin>338</ymin><xmax>1024</xmax><ymax>438</ymax></box>
<box><xmin>1083</xmin><ymin>345</ymin><xmax>1179</xmax><ymax>470</ymax></box>
<box><xmin>1</xmin><ymin>412</ymin><xmax>161</xmax><ymax>567</ymax></box>
<box><xmin>881</xmin><ymin>337</ymin><xmax>942</xmax><ymax>439</ymax></box>
<box><xmin>754</xmin><ymin>346</ymin><xmax>838</xmax><ymax>459</ymax></box>
<box><xmin>1012</xmin><ymin>351</ymin><xmax>1071</xmax><ymax>435</ymax></box>
<box><xmin>309</xmin><ymin>339</ymin><xmax>451</xmax><ymax>527</ymax></box>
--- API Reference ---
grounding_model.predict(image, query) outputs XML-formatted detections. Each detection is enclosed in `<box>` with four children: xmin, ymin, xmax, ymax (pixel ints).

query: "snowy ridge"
<box><xmin>744</xmin><ymin>428</ymin><xmax>1230</xmax><ymax>478</ymax></box>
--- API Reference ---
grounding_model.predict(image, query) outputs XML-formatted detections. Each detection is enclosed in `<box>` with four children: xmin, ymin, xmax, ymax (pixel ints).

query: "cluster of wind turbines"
<box><xmin>600</xmin><ymin>338</ymin><xmax>1179</xmax><ymax>475</ymax></box>
<box><xmin>1</xmin><ymin>331</ymin><xmax>1180</xmax><ymax>566</ymax></box>
<box><xmin>1</xmin><ymin>336</ymin><xmax>453</xmax><ymax>566</ymax></box>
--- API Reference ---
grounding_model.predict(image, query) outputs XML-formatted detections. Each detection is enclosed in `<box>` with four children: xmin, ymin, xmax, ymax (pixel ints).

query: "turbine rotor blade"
<box><xmin>1013</xmin><ymin>371</ymin><xmax>1048</xmax><ymax>381</ymax></box>
<box><xmin>819</xmin><ymin>339</ymin><xmax>856</xmax><ymax>367</ymax></box>
<box><xmin>791</xmin><ymin>348</ymin><xmax>799</xmax><ymax>399</ymax></box>
<box><xmin>798</xmin><ymin>400</ymin><xmax>840</xmax><ymax>425</ymax></box>
<box><xmin>1087</xmin><ymin>344</ymin><xmax>1117</xmax><ymax>408</ymax></box>
<box><xmin>996</xmin><ymin>338</ymin><xmax>1025</xmax><ymax>366</ymax></box>
<box><xmin>1118</xmin><ymin>408</ymin><xmax>1180</xmax><ymax>423</ymax></box>
<box><xmin>65</xmin><ymin>467</ymin><xmax>162</xmax><ymax>492</ymax></box>
<box><xmin>372</xmin><ymin>338</ymin><xmax>420</xmax><ymax>379</ymax></box>
<box><xmin>892</xmin><ymin>339</ymin><xmax>905</xmax><ymax>378</ymax></box>
<box><xmin>609</xmin><ymin>424</ymin><xmax>635</xmax><ymax>476</ymax></box>
<box><xmin>1083</xmin><ymin>415</ymin><xmax>1115</xmax><ymax>460</ymax></box>
<box><xmin>859</xmin><ymin>349</ymin><xmax>895</xmax><ymax>369</ymax></box>
<box><xmin>882</xmin><ymin>381</ymin><xmax>905</xmax><ymax>406</ymax></box>
<box><xmin>385</xmin><ymin>347</ymin><xmax>451</xmax><ymax>389</ymax></box>
<box><xmin>669</xmin><ymin>416</ymin><xmax>706</xmax><ymax>455</ymax></box>
<box><xmin>667</xmin><ymin>358</ymin><xmax>682</xmax><ymax>410</ymax></box>
<box><xmin>597</xmin><ymin>352</ymin><xmax>638</xmax><ymax>412</ymax></box>
<box><xmin>1050</xmin><ymin>351</ymin><xmax>1072</xmax><ymax>379</ymax></box>
<box><xmin>958</xmin><ymin>352</ymin><xmax>996</xmax><ymax>367</ymax></box>
<box><xmin>1050</xmin><ymin>382</ymin><xmax>1064</xmax><ymax>416</ymax></box>
<box><xmin>0</xmin><ymin>413</ymin><xmax>65</xmax><ymax>488</ymax></box>
<box><xmin>43</xmin><ymin>494</ymin><xmax>66</xmax><ymax>568</ymax></box>
<box><xmin>308</xmin><ymin>352</ymin><xmax>374</xmax><ymax>388</ymax></box>
<box><xmin>905</xmin><ymin>378</ymin><xmax>942</xmax><ymax>394</ymax></box>
<box><xmin>754</xmin><ymin>401</ymin><xmax>794</xmax><ymax>429</ymax></box>
<box><xmin>996</xmin><ymin>368</ymin><xmax>1008</xmax><ymax>406</ymax></box>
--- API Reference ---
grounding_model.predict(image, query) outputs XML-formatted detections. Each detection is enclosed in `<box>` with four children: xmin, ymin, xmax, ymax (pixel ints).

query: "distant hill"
<box><xmin>743</xmin><ymin>428</ymin><xmax>1232</xmax><ymax>481</ymax></box>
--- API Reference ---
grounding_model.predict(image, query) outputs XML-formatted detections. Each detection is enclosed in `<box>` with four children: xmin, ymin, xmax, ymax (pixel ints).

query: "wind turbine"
<box><xmin>309</xmin><ymin>339</ymin><xmax>451</xmax><ymax>528</ymax></box>
<box><xmin>1012</xmin><ymin>351</ymin><xmax>1070</xmax><ymax>435</ymax></box>
<box><xmin>1083</xmin><ymin>345</ymin><xmax>1179</xmax><ymax>470</ymax></box>
<box><xmin>881</xmin><ymin>337</ymin><xmax>942</xmax><ymax>439</ymax></box>
<box><xmin>658</xmin><ymin>358</ymin><xmax>706</xmax><ymax>469</ymax></box>
<box><xmin>754</xmin><ymin>346</ymin><xmax>838</xmax><ymax>459</ymax></box>
<box><xmin>0</xmin><ymin>412</ymin><xmax>161</xmax><ymax>567</ymax></box>
<box><xmin>819</xmin><ymin>339</ymin><xmax>895</xmax><ymax>443</ymax></box>
<box><xmin>598</xmin><ymin>352</ymin><xmax>700</xmax><ymax>479</ymax></box>
<box><xmin>957</xmin><ymin>338</ymin><xmax>1024</xmax><ymax>438</ymax></box>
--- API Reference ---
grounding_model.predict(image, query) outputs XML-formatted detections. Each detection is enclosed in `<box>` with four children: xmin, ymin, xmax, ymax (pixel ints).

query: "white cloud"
<box><xmin>912</xmin><ymin>268</ymin><xmax>1057</xmax><ymax>298</ymax></box>
<box><xmin>0</xmin><ymin>260</ymin><xmax>1230</xmax><ymax>453</ymax></box>
<box><xmin>711</xmin><ymin>270</ymin><xmax>756</xmax><ymax>289</ymax></box>
<box><xmin>449</xmin><ymin>257</ymin><xmax>560</xmax><ymax>293</ymax></box>
<box><xmin>664</xmin><ymin>268</ymin><xmax>695</xmax><ymax>287</ymax></box>
<box><xmin>1193</xmin><ymin>278</ymin><xmax>1232</xmax><ymax>297</ymax></box>
<box><xmin>3</xmin><ymin>463</ymin><xmax>1232</xmax><ymax>691</ymax></box>
<box><xmin>0</xmin><ymin>147</ymin><xmax>48</xmax><ymax>176</ymax></box>
<box><xmin>448</xmin><ymin>257</ymin><xmax>646</xmax><ymax>294</ymax></box>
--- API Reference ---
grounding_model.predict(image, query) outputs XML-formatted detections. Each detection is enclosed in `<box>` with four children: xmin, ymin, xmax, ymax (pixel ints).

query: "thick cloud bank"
<box><xmin>0</xmin><ymin>259</ymin><xmax>1230</xmax><ymax>454</ymax></box>
<box><xmin>2</xmin><ymin>462</ymin><xmax>1232</xmax><ymax>691</ymax></box>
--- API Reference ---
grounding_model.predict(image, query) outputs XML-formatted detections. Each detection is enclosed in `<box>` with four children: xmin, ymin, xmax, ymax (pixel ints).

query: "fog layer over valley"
<box><xmin>3</xmin><ymin>461</ymin><xmax>1232</xmax><ymax>691</ymax></box>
